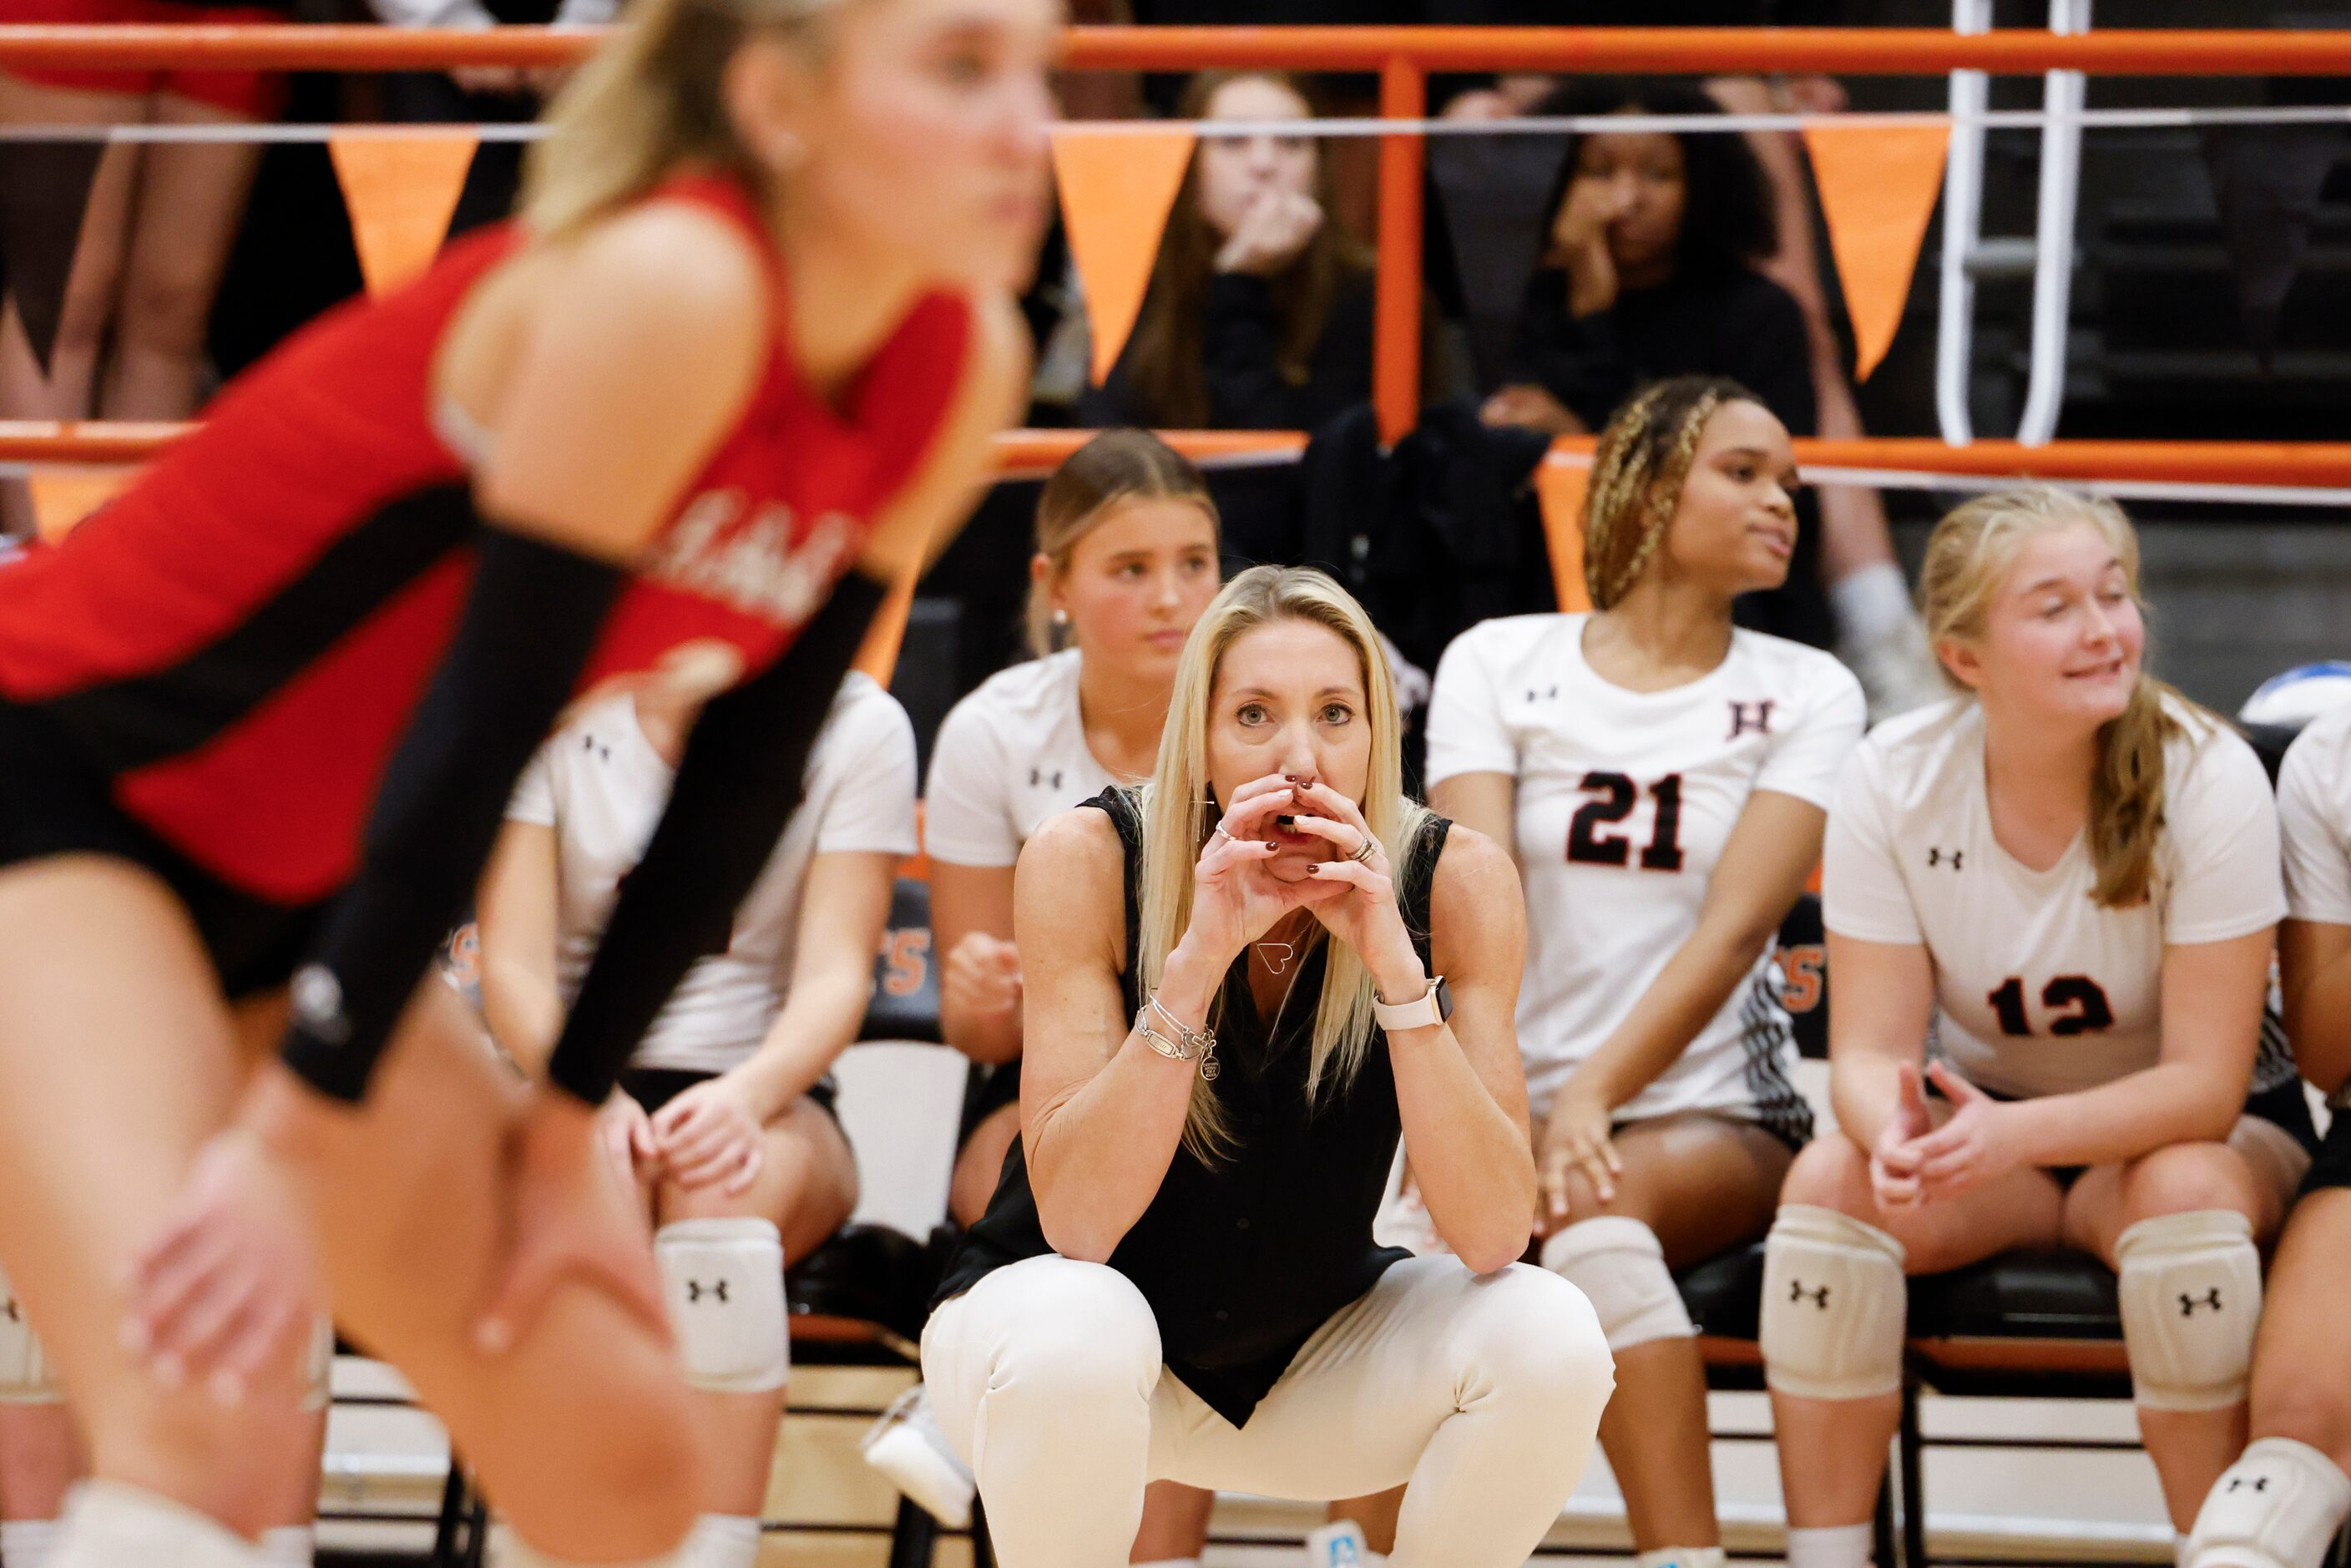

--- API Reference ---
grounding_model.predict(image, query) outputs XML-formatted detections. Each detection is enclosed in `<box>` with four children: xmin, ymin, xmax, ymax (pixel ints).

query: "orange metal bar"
<box><xmin>6</xmin><ymin>24</ymin><xmax>2351</xmax><ymax>74</ymax></box>
<box><xmin>1374</xmin><ymin>57</ymin><xmax>1426</xmax><ymax>444</ymax></box>
<box><xmin>11</xmin><ymin>423</ymin><xmax>2351</xmax><ymax>487</ymax></box>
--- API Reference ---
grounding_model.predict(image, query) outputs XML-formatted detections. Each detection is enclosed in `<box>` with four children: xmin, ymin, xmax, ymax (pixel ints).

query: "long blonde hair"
<box><xmin>1135</xmin><ymin>565</ymin><xmax>1430</xmax><ymax>1160</ymax></box>
<box><xmin>1026</xmin><ymin>430</ymin><xmax>1221</xmax><ymax>659</ymax></box>
<box><xmin>522</xmin><ymin>0</ymin><xmax>845</xmax><ymax>237</ymax></box>
<box><xmin>1919</xmin><ymin>485</ymin><xmax>2211</xmax><ymax>909</ymax></box>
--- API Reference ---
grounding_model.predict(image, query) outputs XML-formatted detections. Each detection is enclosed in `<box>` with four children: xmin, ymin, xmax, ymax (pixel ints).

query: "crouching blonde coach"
<box><xmin>918</xmin><ymin>565</ymin><xmax>1614</xmax><ymax>1567</ymax></box>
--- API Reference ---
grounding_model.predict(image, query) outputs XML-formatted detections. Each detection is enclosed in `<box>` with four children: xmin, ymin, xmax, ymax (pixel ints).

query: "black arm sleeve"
<box><xmin>541</xmin><ymin>569</ymin><xmax>889</xmax><ymax>1107</ymax></box>
<box><xmin>279</xmin><ymin>521</ymin><xmax>623</xmax><ymax>1103</ymax></box>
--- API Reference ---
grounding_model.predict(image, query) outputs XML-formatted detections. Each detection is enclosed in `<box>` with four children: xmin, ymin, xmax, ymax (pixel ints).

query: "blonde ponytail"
<box><xmin>1919</xmin><ymin>485</ymin><xmax>2212</xmax><ymax>909</ymax></box>
<box><xmin>522</xmin><ymin>0</ymin><xmax>843</xmax><ymax>239</ymax></box>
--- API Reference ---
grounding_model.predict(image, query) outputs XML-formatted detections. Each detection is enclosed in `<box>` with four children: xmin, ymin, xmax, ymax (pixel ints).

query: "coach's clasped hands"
<box><xmin>1872</xmin><ymin>1060</ymin><xmax>2026</xmax><ymax>1209</ymax></box>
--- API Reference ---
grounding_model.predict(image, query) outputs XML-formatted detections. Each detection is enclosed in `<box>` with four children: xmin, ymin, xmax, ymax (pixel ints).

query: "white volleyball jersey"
<box><xmin>508</xmin><ymin>674</ymin><xmax>919</xmax><ymax>1076</ymax></box>
<box><xmin>1427</xmin><ymin>614</ymin><xmax>1866</xmax><ymax>1137</ymax></box>
<box><xmin>923</xmin><ymin>648</ymin><xmax>1120</xmax><ymax>867</ymax></box>
<box><xmin>1823</xmin><ymin>696</ymin><xmax>2292</xmax><ymax>1100</ymax></box>
<box><xmin>2279</xmin><ymin>704</ymin><xmax>2351</xmax><ymax>928</ymax></box>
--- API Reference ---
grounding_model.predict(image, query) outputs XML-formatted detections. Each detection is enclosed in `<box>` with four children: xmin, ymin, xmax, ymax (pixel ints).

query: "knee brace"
<box><xmin>0</xmin><ymin>1261</ymin><xmax>58</xmax><ymax>1405</ymax></box>
<box><xmin>1760</xmin><ymin>1206</ymin><xmax>1908</xmax><ymax>1401</ymax></box>
<box><xmin>2116</xmin><ymin>1210</ymin><xmax>2262</xmax><ymax>1413</ymax></box>
<box><xmin>1539</xmin><ymin>1216</ymin><xmax>1696</xmax><ymax>1353</ymax></box>
<box><xmin>655</xmin><ymin>1218</ymin><xmax>789</xmax><ymax>1394</ymax></box>
<box><xmin>2185</xmin><ymin>1437</ymin><xmax>2351</xmax><ymax>1568</ymax></box>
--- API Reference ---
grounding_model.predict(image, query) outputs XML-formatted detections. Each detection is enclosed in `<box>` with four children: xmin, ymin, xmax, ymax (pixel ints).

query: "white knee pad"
<box><xmin>1539</xmin><ymin>1216</ymin><xmax>1696</xmax><ymax>1353</ymax></box>
<box><xmin>655</xmin><ymin>1218</ymin><xmax>788</xmax><ymax>1394</ymax></box>
<box><xmin>1760</xmin><ymin>1206</ymin><xmax>1908</xmax><ymax>1402</ymax></box>
<box><xmin>51</xmin><ymin>1481</ymin><xmax>260</xmax><ymax>1568</ymax></box>
<box><xmin>2116</xmin><ymin>1210</ymin><xmax>2262</xmax><ymax>1413</ymax></box>
<box><xmin>2185</xmin><ymin>1437</ymin><xmax>2351</xmax><ymax>1568</ymax></box>
<box><xmin>0</xmin><ymin>1260</ymin><xmax>58</xmax><ymax>1404</ymax></box>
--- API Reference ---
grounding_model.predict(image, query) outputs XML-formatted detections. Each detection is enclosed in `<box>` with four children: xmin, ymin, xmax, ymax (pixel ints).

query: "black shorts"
<box><xmin>617</xmin><ymin>1064</ymin><xmax>839</xmax><ymax>1123</ymax></box>
<box><xmin>1964</xmin><ymin>1074</ymin><xmax>2320</xmax><ymax>1191</ymax></box>
<box><xmin>0</xmin><ymin>702</ymin><xmax>323</xmax><ymax>998</ymax></box>
<box><xmin>2298</xmin><ymin>1102</ymin><xmax>2351</xmax><ymax>1197</ymax></box>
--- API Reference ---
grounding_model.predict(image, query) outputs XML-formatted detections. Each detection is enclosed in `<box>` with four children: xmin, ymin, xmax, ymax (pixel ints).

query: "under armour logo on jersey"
<box><xmin>1787</xmin><ymin>1280</ymin><xmax>1830</xmax><ymax>1308</ymax></box>
<box><xmin>580</xmin><ymin>734</ymin><xmax>612</xmax><ymax>763</ymax></box>
<box><xmin>1927</xmin><ymin>847</ymin><xmax>1964</xmax><ymax>871</ymax></box>
<box><xmin>1524</xmin><ymin>685</ymin><xmax>1560</xmax><ymax>703</ymax></box>
<box><xmin>2</xmin><ymin>1300</ymin><xmax>18</xmax><ymax>1323</ymax></box>
<box><xmin>1727</xmin><ymin>700</ymin><xmax>1776</xmax><ymax>739</ymax></box>
<box><xmin>1029</xmin><ymin>767</ymin><xmax>1063</xmax><ymax>790</ymax></box>
<box><xmin>685</xmin><ymin>1279</ymin><xmax>731</xmax><ymax>1306</ymax></box>
<box><xmin>2179</xmin><ymin>1287</ymin><xmax>2224</xmax><ymax>1317</ymax></box>
<box><xmin>2227</xmin><ymin>1475</ymin><xmax>2270</xmax><ymax>1495</ymax></box>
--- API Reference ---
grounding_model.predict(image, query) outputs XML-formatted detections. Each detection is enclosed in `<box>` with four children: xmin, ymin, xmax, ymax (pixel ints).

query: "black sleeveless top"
<box><xmin>933</xmin><ymin>787</ymin><xmax>1453</xmax><ymax>1428</ymax></box>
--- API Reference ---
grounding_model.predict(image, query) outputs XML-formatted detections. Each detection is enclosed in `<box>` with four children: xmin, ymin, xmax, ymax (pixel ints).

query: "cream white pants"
<box><xmin>920</xmin><ymin>1253</ymin><xmax>1614</xmax><ymax>1568</ymax></box>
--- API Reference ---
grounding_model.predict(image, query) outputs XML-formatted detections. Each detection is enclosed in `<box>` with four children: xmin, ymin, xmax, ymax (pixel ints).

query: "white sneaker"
<box><xmin>1305</xmin><ymin>1521</ymin><xmax>1384</xmax><ymax>1566</ymax></box>
<box><xmin>859</xmin><ymin>1384</ymin><xmax>975</xmax><ymax>1530</ymax></box>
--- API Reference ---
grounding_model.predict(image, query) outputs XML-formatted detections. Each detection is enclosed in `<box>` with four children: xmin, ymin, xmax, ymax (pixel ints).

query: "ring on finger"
<box><xmin>1211</xmin><ymin>824</ymin><xmax>1236</xmax><ymax>845</ymax></box>
<box><xmin>1348</xmin><ymin>831</ymin><xmax>1378</xmax><ymax>863</ymax></box>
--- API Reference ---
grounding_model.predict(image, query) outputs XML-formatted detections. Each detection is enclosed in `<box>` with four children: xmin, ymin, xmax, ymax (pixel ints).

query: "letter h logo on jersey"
<box><xmin>1727</xmin><ymin>700</ymin><xmax>1776</xmax><ymax>740</ymax></box>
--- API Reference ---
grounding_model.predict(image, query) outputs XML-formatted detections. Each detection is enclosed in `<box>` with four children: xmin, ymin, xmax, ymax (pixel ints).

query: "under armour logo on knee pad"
<box><xmin>1788</xmin><ymin>1280</ymin><xmax>1830</xmax><ymax>1308</ymax></box>
<box><xmin>685</xmin><ymin>1279</ymin><xmax>731</xmax><ymax>1306</ymax></box>
<box><xmin>2227</xmin><ymin>1475</ymin><xmax>2271</xmax><ymax>1494</ymax></box>
<box><xmin>2178</xmin><ymin>1287</ymin><xmax>2224</xmax><ymax>1316</ymax></box>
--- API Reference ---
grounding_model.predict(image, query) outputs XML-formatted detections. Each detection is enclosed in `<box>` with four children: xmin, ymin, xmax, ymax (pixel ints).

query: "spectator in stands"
<box><xmin>1483</xmin><ymin>78</ymin><xmax>1831</xmax><ymax>649</ymax></box>
<box><xmin>923</xmin><ymin>563</ymin><xmax>1611</xmax><ymax>1568</ymax></box>
<box><xmin>366</xmin><ymin>0</ymin><xmax>614</xmax><ymax>236</ymax></box>
<box><xmin>1427</xmin><ymin>377</ymin><xmax>1864</xmax><ymax>1568</ymax></box>
<box><xmin>1763</xmin><ymin>488</ymin><xmax>2313</xmax><ymax>1564</ymax></box>
<box><xmin>872</xmin><ymin>429</ymin><xmax>1230</xmax><ymax>1558</ymax></box>
<box><xmin>2179</xmin><ymin>693</ymin><xmax>2351</xmax><ymax>1568</ymax></box>
<box><xmin>0</xmin><ymin>0</ymin><xmax>283</xmax><ymax>536</ymax></box>
<box><xmin>1080</xmin><ymin>72</ymin><xmax>1375</xmax><ymax>432</ymax></box>
<box><xmin>476</xmin><ymin>670</ymin><xmax>918</xmax><ymax>1568</ymax></box>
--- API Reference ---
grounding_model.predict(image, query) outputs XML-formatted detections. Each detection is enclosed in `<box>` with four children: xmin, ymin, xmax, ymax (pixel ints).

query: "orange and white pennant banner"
<box><xmin>26</xmin><ymin>465</ymin><xmax>137</xmax><ymax>540</ymax></box>
<box><xmin>330</xmin><ymin>133</ymin><xmax>479</xmax><ymax>297</ymax></box>
<box><xmin>1803</xmin><ymin>122</ymin><xmax>1951</xmax><ymax>382</ymax></box>
<box><xmin>1534</xmin><ymin>453</ymin><xmax>1591</xmax><ymax>614</ymax></box>
<box><xmin>1049</xmin><ymin>127</ymin><xmax>1198</xmax><ymax>385</ymax></box>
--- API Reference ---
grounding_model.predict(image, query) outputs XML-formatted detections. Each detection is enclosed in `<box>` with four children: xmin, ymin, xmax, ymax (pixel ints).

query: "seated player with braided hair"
<box><xmin>1427</xmin><ymin>376</ymin><xmax>1863</xmax><ymax>1568</ymax></box>
<box><xmin>1762</xmin><ymin>487</ymin><xmax>2313</xmax><ymax>1568</ymax></box>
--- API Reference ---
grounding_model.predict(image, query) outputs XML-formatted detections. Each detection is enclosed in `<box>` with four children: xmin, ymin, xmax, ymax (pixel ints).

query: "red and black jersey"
<box><xmin>0</xmin><ymin>173</ymin><xmax>970</xmax><ymax>909</ymax></box>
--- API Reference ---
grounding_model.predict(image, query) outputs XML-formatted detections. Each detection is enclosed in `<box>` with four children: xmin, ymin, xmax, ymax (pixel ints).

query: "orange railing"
<box><xmin>12</xmin><ymin>423</ymin><xmax>2351</xmax><ymax>489</ymax></box>
<box><xmin>4</xmin><ymin>23</ymin><xmax>2350</xmax><ymax>456</ymax></box>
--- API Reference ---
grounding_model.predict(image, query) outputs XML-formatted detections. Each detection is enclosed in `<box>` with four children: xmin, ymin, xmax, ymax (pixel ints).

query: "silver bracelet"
<box><xmin>1137</xmin><ymin>993</ymin><xmax>1221</xmax><ymax>1082</ymax></box>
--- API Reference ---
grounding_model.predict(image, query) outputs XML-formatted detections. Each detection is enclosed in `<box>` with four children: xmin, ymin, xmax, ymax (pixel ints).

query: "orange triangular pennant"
<box><xmin>329</xmin><ymin>133</ymin><xmax>478</xmax><ymax>297</ymax></box>
<box><xmin>1803</xmin><ymin>122</ymin><xmax>1950</xmax><ymax>382</ymax></box>
<box><xmin>1049</xmin><ymin>127</ymin><xmax>1197</xmax><ymax>384</ymax></box>
<box><xmin>1535</xmin><ymin>455</ymin><xmax>1590</xmax><ymax>613</ymax></box>
<box><xmin>26</xmin><ymin>465</ymin><xmax>135</xmax><ymax>539</ymax></box>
